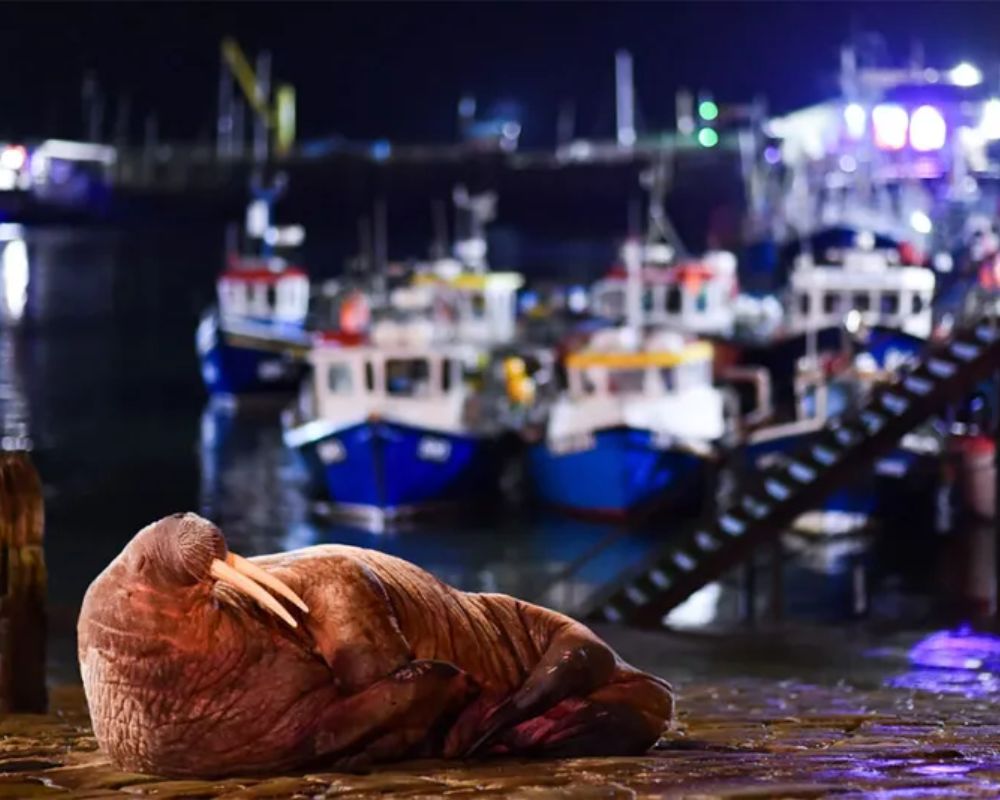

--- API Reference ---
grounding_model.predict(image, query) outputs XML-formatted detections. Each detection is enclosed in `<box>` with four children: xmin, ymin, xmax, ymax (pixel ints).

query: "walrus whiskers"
<box><xmin>209</xmin><ymin>557</ymin><xmax>299</xmax><ymax>629</ymax></box>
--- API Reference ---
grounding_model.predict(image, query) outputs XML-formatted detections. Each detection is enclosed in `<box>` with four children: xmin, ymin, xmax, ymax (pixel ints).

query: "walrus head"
<box><xmin>86</xmin><ymin>512</ymin><xmax>307</xmax><ymax>627</ymax></box>
<box><xmin>78</xmin><ymin>513</ymin><xmax>314</xmax><ymax>775</ymax></box>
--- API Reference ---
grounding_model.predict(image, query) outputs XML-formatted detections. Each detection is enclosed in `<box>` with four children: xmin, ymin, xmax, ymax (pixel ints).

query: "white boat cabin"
<box><xmin>404</xmin><ymin>268</ymin><xmax>524</xmax><ymax>345</ymax></box>
<box><xmin>590</xmin><ymin>251</ymin><xmax>737</xmax><ymax>336</ymax></box>
<box><xmin>546</xmin><ymin>328</ymin><xmax>726</xmax><ymax>448</ymax></box>
<box><xmin>789</xmin><ymin>248</ymin><xmax>935</xmax><ymax>338</ymax></box>
<box><xmin>217</xmin><ymin>262</ymin><xmax>310</xmax><ymax>327</ymax></box>
<box><xmin>295</xmin><ymin>320</ymin><xmax>483</xmax><ymax>438</ymax></box>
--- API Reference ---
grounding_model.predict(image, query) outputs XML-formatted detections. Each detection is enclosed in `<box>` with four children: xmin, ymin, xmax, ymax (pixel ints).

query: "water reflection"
<box><xmin>887</xmin><ymin>628</ymin><xmax>1000</xmax><ymax>699</ymax></box>
<box><xmin>196</xmin><ymin>402</ymin><xmax>664</xmax><ymax>606</ymax></box>
<box><xmin>0</xmin><ymin>230</ymin><xmax>31</xmax><ymax>451</ymax></box>
<box><xmin>0</xmin><ymin>234</ymin><xmax>29</xmax><ymax>323</ymax></box>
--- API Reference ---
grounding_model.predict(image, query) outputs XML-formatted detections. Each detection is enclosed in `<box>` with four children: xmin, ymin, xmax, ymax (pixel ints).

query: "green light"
<box><xmin>698</xmin><ymin>100</ymin><xmax>718</xmax><ymax>121</ymax></box>
<box><xmin>697</xmin><ymin>128</ymin><xmax>719</xmax><ymax>147</ymax></box>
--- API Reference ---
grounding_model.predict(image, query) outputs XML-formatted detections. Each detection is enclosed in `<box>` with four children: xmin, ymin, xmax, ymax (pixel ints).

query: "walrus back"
<box><xmin>260</xmin><ymin>544</ymin><xmax>559</xmax><ymax>693</ymax></box>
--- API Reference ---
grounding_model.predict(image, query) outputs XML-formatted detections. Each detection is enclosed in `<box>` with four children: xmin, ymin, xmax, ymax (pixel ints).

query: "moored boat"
<box><xmin>196</xmin><ymin>259</ymin><xmax>311</xmax><ymax>398</ymax></box>
<box><xmin>283</xmin><ymin>319</ymin><xmax>504</xmax><ymax>529</ymax></box>
<box><xmin>196</xmin><ymin>189</ymin><xmax>311</xmax><ymax>400</ymax></box>
<box><xmin>527</xmin><ymin>327</ymin><xmax>726</xmax><ymax>520</ymax></box>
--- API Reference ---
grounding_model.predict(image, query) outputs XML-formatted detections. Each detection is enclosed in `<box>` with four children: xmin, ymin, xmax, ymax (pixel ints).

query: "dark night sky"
<box><xmin>6</xmin><ymin>2</ymin><xmax>1000</xmax><ymax>146</ymax></box>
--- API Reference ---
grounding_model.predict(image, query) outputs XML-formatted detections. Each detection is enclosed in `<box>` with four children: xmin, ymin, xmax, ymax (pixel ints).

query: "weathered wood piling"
<box><xmin>0</xmin><ymin>450</ymin><xmax>47</xmax><ymax>713</ymax></box>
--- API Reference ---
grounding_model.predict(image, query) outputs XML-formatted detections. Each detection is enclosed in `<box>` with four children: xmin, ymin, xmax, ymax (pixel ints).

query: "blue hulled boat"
<box><xmin>528</xmin><ymin>327</ymin><xmax>726</xmax><ymax>520</ymax></box>
<box><xmin>196</xmin><ymin>262</ymin><xmax>312</xmax><ymax>398</ymax></box>
<box><xmin>283</xmin><ymin>320</ymin><xmax>503</xmax><ymax>528</ymax></box>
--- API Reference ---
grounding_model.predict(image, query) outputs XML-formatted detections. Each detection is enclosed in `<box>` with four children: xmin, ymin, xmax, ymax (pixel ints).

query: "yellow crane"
<box><xmin>221</xmin><ymin>37</ymin><xmax>296</xmax><ymax>156</ymax></box>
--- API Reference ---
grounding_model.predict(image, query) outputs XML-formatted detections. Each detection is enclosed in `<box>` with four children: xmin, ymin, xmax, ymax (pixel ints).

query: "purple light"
<box><xmin>872</xmin><ymin>104</ymin><xmax>908</xmax><ymax>151</ymax></box>
<box><xmin>763</xmin><ymin>145</ymin><xmax>780</xmax><ymax>165</ymax></box>
<box><xmin>909</xmin><ymin>105</ymin><xmax>947</xmax><ymax>151</ymax></box>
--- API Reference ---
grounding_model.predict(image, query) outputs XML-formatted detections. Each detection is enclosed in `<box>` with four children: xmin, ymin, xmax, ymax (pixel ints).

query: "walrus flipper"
<box><xmin>314</xmin><ymin>659</ymin><xmax>479</xmax><ymax>765</ymax></box>
<box><xmin>465</xmin><ymin>618</ymin><xmax>617</xmax><ymax>755</ymax></box>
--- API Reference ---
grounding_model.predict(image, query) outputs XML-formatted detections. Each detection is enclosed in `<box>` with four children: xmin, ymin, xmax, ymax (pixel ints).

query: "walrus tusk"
<box><xmin>210</xmin><ymin>558</ymin><xmax>298</xmax><ymax>629</ymax></box>
<box><xmin>226</xmin><ymin>553</ymin><xmax>309</xmax><ymax>613</ymax></box>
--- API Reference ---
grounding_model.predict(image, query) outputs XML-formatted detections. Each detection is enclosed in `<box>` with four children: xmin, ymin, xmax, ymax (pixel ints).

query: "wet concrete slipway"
<box><xmin>3</xmin><ymin>228</ymin><xmax>1000</xmax><ymax>797</ymax></box>
<box><xmin>4</xmin><ymin>625</ymin><xmax>1000</xmax><ymax>799</ymax></box>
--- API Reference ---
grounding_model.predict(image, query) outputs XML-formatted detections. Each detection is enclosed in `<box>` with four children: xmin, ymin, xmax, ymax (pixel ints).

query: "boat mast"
<box><xmin>623</xmin><ymin>237</ymin><xmax>643</xmax><ymax>337</ymax></box>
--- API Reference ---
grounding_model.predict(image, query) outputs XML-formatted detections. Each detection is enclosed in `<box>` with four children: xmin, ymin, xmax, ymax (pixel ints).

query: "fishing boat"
<box><xmin>590</xmin><ymin>247</ymin><xmax>739</xmax><ymax>337</ymax></box>
<box><xmin>527</xmin><ymin>325</ymin><xmax>726</xmax><ymax>520</ymax></box>
<box><xmin>400</xmin><ymin>186</ymin><xmax>526</xmax><ymax>348</ymax></box>
<box><xmin>590</xmin><ymin>166</ymin><xmax>740</xmax><ymax>338</ymax></box>
<box><xmin>196</xmin><ymin>259</ymin><xmax>311</xmax><ymax>398</ymax></box>
<box><xmin>282</xmin><ymin>318</ymin><xmax>504</xmax><ymax>529</ymax></box>
<box><xmin>196</xmin><ymin>191</ymin><xmax>311</xmax><ymax>399</ymax></box>
<box><xmin>787</xmin><ymin>228</ymin><xmax>936</xmax><ymax>354</ymax></box>
<box><xmin>731</xmin><ymin>227</ymin><xmax>937</xmax><ymax>398</ymax></box>
<box><xmin>407</xmin><ymin>268</ymin><xmax>524</xmax><ymax>347</ymax></box>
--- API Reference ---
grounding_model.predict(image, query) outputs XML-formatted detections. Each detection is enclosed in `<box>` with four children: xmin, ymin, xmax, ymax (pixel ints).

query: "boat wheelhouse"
<box><xmin>283</xmin><ymin>320</ymin><xmax>501</xmax><ymax>528</ymax></box>
<box><xmin>197</xmin><ymin>259</ymin><xmax>312</xmax><ymax>398</ymax></box>
<box><xmin>406</xmin><ymin>267</ymin><xmax>524</xmax><ymax>346</ymax></box>
<box><xmin>528</xmin><ymin>327</ymin><xmax>726</xmax><ymax>519</ymax></box>
<box><xmin>788</xmin><ymin>238</ymin><xmax>936</xmax><ymax>340</ymax></box>
<box><xmin>590</xmin><ymin>249</ymin><xmax>738</xmax><ymax>337</ymax></box>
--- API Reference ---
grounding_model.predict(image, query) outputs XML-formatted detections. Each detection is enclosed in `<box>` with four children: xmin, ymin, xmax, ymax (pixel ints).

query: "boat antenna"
<box><xmin>373</xmin><ymin>197</ymin><xmax>388</xmax><ymax>304</ymax></box>
<box><xmin>623</xmin><ymin>237</ymin><xmax>643</xmax><ymax>336</ymax></box>
<box><xmin>355</xmin><ymin>215</ymin><xmax>373</xmax><ymax>278</ymax></box>
<box><xmin>642</xmin><ymin>156</ymin><xmax>687</xmax><ymax>258</ymax></box>
<box><xmin>430</xmin><ymin>199</ymin><xmax>448</xmax><ymax>261</ymax></box>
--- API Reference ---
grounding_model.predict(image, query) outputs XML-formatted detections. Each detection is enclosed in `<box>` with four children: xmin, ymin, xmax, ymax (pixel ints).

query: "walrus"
<box><xmin>78</xmin><ymin>513</ymin><xmax>673</xmax><ymax>777</ymax></box>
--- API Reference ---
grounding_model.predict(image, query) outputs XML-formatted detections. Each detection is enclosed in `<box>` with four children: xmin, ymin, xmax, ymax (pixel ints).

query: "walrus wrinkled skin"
<box><xmin>78</xmin><ymin>513</ymin><xmax>673</xmax><ymax>777</ymax></box>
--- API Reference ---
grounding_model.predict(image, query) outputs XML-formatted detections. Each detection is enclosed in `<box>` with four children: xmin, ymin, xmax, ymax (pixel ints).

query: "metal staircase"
<box><xmin>584</xmin><ymin>318</ymin><xmax>1000</xmax><ymax>628</ymax></box>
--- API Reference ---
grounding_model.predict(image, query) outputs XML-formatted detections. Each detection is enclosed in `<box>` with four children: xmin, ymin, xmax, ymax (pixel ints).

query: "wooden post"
<box><xmin>0</xmin><ymin>451</ymin><xmax>47</xmax><ymax>713</ymax></box>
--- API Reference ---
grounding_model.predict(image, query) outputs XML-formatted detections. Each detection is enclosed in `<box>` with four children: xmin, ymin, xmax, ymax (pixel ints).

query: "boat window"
<box><xmin>659</xmin><ymin>368</ymin><xmax>675</xmax><ymax>392</ymax></box>
<box><xmin>798</xmin><ymin>293</ymin><xmax>810</xmax><ymax>315</ymax></box>
<box><xmin>880</xmin><ymin>294</ymin><xmax>899</xmax><ymax>315</ymax></box>
<box><xmin>470</xmin><ymin>292</ymin><xmax>487</xmax><ymax>319</ymax></box>
<box><xmin>386</xmin><ymin>358</ymin><xmax>432</xmax><ymax>397</ymax></box>
<box><xmin>608</xmin><ymin>369</ymin><xmax>645</xmax><ymax>395</ymax></box>
<box><xmin>913</xmin><ymin>294</ymin><xmax>925</xmax><ymax>314</ymax></box>
<box><xmin>266</xmin><ymin>285</ymin><xmax>277</xmax><ymax>313</ymax></box>
<box><xmin>853</xmin><ymin>293</ymin><xmax>871</xmax><ymax>312</ymax></box>
<box><xmin>642</xmin><ymin>289</ymin><xmax>655</xmax><ymax>313</ymax></box>
<box><xmin>442</xmin><ymin>359</ymin><xmax>453</xmax><ymax>392</ymax></box>
<box><xmin>327</xmin><ymin>363</ymin><xmax>353</xmax><ymax>395</ymax></box>
<box><xmin>695</xmin><ymin>287</ymin><xmax>708</xmax><ymax>313</ymax></box>
<box><xmin>823</xmin><ymin>293</ymin><xmax>841</xmax><ymax>314</ymax></box>
<box><xmin>596</xmin><ymin>287</ymin><xmax>624</xmax><ymax>318</ymax></box>
<box><xmin>666</xmin><ymin>286</ymin><xmax>682</xmax><ymax>313</ymax></box>
<box><xmin>365</xmin><ymin>361</ymin><xmax>375</xmax><ymax>392</ymax></box>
